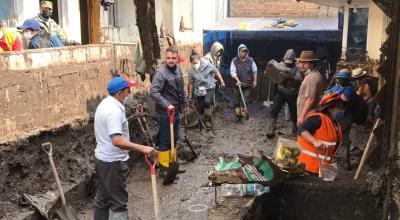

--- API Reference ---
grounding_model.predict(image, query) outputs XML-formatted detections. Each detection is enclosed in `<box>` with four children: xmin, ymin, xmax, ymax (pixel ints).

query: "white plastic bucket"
<box><xmin>188</xmin><ymin>204</ymin><xmax>208</xmax><ymax>220</ymax></box>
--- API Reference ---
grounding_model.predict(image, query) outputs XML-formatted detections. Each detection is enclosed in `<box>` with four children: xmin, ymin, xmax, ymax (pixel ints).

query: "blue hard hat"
<box><xmin>335</xmin><ymin>70</ymin><xmax>352</xmax><ymax>79</ymax></box>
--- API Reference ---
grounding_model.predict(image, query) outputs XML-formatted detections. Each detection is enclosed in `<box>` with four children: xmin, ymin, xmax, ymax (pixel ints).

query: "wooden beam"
<box><xmin>88</xmin><ymin>0</ymin><xmax>101</xmax><ymax>44</ymax></box>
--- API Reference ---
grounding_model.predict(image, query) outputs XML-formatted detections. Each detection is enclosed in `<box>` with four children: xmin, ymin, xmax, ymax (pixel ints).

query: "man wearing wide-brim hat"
<box><xmin>296</xmin><ymin>51</ymin><xmax>325</xmax><ymax>128</ymax></box>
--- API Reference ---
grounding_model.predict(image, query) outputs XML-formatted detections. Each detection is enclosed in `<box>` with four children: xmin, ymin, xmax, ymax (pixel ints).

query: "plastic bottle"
<box><xmin>284</xmin><ymin>103</ymin><xmax>290</xmax><ymax>121</ymax></box>
<box><xmin>221</xmin><ymin>183</ymin><xmax>270</xmax><ymax>197</ymax></box>
<box><xmin>193</xmin><ymin>84</ymin><xmax>199</xmax><ymax>97</ymax></box>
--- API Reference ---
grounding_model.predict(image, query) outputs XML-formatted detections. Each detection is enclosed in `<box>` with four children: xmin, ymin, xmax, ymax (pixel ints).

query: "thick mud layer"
<box><xmin>0</xmin><ymin>120</ymin><xmax>96</xmax><ymax>219</ymax></box>
<box><xmin>0</xmin><ymin>94</ymin><xmax>384</xmax><ymax>220</ymax></box>
<box><xmin>248</xmin><ymin>175</ymin><xmax>382</xmax><ymax>220</ymax></box>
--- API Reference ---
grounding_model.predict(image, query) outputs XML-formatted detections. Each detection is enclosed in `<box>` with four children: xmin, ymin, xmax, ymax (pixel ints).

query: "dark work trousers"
<box><xmin>196</xmin><ymin>88</ymin><xmax>215</xmax><ymax>114</ymax></box>
<box><xmin>156</xmin><ymin>112</ymin><xmax>180</xmax><ymax>152</ymax></box>
<box><xmin>94</xmin><ymin>159</ymin><xmax>129</xmax><ymax>214</ymax></box>
<box><xmin>270</xmin><ymin>92</ymin><xmax>298</xmax><ymax>126</ymax></box>
<box><xmin>233</xmin><ymin>86</ymin><xmax>251</xmax><ymax>108</ymax></box>
<box><xmin>338</xmin><ymin>114</ymin><xmax>353</xmax><ymax>169</ymax></box>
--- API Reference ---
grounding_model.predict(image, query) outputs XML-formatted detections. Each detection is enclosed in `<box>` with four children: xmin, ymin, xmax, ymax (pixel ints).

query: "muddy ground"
<box><xmin>0</xmin><ymin>93</ymin><xmax>384</xmax><ymax>219</ymax></box>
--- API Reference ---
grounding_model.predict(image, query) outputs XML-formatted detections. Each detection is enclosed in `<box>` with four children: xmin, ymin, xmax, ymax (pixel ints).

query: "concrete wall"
<box><xmin>229</xmin><ymin>0</ymin><xmax>338</xmax><ymax>18</ymax></box>
<box><xmin>0</xmin><ymin>44</ymin><xmax>151</xmax><ymax>144</ymax></box>
<box><xmin>366</xmin><ymin>2</ymin><xmax>390</xmax><ymax>60</ymax></box>
<box><xmin>0</xmin><ymin>0</ymin><xmax>82</xmax><ymax>43</ymax></box>
<box><xmin>0</xmin><ymin>0</ymin><xmax>39</xmax><ymax>27</ymax></box>
<box><xmin>173</xmin><ymin>0</ymin><xmax>226</xmax><ymax>45</ymax></box>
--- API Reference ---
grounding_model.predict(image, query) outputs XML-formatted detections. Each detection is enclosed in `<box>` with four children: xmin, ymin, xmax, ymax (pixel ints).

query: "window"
<box><xmin>347</xmin><ymin>8</ymin><xmax>368</xmax><ymax>50</ymax></box>
<box><xmin>177</xmin><ymin>0</ymin><xmax>193</xmax><ymax>31</ymax></box>
<box><xmin>106</xmin><ymin>0</ymin><xmax>119</xmax><ymax>27</ymax></box>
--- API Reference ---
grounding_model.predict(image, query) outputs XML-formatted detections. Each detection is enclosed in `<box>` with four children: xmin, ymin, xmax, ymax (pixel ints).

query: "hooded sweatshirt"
<box><xmin>278</xmin><ymin>49</ymin><xmax>303</xmax><ymax>95</ymax></box>
<box><xmin>189</xmin><ymin>58</ymin><xmax>218</xmax><ymax>89</ymax></box>
<box><xmin>230</xmin><ymin>44</ymin><xmax>257</xmax><ymax>87</ymax></box>
<box><xmin>203</xmin><ymin>42</ymin><xmax>224</xmax><ymax>69</ymax></box>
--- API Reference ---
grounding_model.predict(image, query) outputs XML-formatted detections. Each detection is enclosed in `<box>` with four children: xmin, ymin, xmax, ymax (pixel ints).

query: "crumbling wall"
<box><xmin>371</xmin><ymin>0</ymin><xmax>400</xmax><ymax>218</ymax></box>
<box><xmin>229</xmin><ymin>0</ymin><xmax>338</xmax><ymax>18</ymax></box>
<box><xmin>0</xmin><ymin>44</ymin><xmax>151</xmax><ymax>144</ymax></box>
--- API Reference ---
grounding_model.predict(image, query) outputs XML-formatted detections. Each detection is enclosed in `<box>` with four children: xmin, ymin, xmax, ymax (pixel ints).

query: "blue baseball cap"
<box><xmin>17</xmin><ymin>19</ymin><xmax>42</xmax><ymax>31</ymax></box>
<box><xmin>107</xmin><ymin>76</ymin><xmax>137</xmax><ymax>94</ymax></box>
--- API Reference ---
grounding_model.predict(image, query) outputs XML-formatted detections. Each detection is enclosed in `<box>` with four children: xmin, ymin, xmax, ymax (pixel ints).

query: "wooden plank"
<box><xmin>88</xmin><ymin>0</ymin><xmax>101</xmax><ymax>44</ymax></box>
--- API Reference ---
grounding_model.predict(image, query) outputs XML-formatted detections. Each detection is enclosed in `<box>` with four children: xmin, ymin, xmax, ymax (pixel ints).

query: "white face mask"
<box><xmin>194</xmin><ymin>63</ymin><xmax>200</xmax><ymax>70</ymax></box>
<box><xmin>23</xmin><ymin>31</ymin><xmax>33</xmax><ymax>40</ymax></box>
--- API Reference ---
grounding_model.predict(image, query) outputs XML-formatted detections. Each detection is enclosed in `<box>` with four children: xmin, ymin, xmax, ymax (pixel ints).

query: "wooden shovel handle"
<box><xmin>354</xmin><ymin>118</ymin><xmax>382</xmax><ymax>180</ymax></box>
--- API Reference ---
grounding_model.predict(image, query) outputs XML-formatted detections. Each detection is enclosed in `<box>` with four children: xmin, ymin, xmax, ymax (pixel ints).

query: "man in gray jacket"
<box><xmin>266</xmin><ymin>49</ymin><xmax>303</xmax><ymax>137</ymax></box>
<box><xmin>150</xmin><ymin>47</ymin><xmax>188</xmax><ymax>177</ymax></box>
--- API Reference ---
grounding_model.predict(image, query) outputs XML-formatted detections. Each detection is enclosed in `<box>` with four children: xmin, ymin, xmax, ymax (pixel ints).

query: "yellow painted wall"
<box><xmin>366</xmin><ymin>1</ymin><xmax>390</xmax><ymax>60</ymax></box>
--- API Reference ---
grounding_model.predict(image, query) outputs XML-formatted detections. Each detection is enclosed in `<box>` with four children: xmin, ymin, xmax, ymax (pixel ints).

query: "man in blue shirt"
<box><xmin>331</xmin><ymin>69</ymin><xmax>357</xmax><ymax>170</ymax></box>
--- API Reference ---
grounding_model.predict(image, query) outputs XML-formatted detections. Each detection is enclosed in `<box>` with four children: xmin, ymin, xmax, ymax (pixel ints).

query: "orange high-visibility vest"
<box><xmin>297</xmin><ymin>112</ymin><xmax>342</xmax><ymax>174</ymax></box>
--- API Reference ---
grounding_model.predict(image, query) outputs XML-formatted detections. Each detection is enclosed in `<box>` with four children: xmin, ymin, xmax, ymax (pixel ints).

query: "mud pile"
<box><xmin>0</xmin><ymin>120</ymin><xmax>96</xmax><ymax>219</ymax></box>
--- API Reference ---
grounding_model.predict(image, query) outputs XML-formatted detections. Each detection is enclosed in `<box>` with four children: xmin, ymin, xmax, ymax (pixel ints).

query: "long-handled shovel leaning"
<box><xmin>183</xmin><ymin>113</ymin><xmax>198</xmax><ymax>160</ymax></box>
<box><xmin>162</xmin><ymin>108</ymin><xmax>179</xmax><ymax>185</ymax></box>
<box><xmin>41</xmin><ymin>142</ymin><xmax>79</xmax><ymax>220</ymax></box>
<box><xmin>145</xmin><ymin>155</ymin><xmax>160</xmax><ymax>220</ymax></box>
<box><xmin>354</xmin><ymin>118</ymin><xmax>382</xmax><ymax>180</ymax></box>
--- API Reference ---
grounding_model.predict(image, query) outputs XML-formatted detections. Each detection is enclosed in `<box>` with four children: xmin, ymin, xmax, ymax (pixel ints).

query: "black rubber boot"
<box><xmin>266</xmin><ymin>118</ymin><xmax>277</xmax><ymax>138</ymax></box>
<box><xmin>94</xmin><ymin>207</ymin><xmax>109</xmax><ymax>220</ymax></box>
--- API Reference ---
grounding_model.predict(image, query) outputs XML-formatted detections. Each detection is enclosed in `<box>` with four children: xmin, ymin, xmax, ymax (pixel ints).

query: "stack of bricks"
<box><xmin>229</xmin><ymin>0</ymin><xmax>338</xmax><ymax>18</ymax></box>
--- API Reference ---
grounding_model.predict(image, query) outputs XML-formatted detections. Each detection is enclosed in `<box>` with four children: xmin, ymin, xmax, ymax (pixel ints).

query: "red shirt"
<box><xmin>0</xmin><ymin>29</ymin><xmax>22</xmax><ymax>52</ymax></box>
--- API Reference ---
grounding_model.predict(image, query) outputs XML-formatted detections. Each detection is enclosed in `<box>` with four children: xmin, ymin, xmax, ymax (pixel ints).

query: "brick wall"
<box><xmin>159</xmin><ymin>37</ymin><xmax>203</xmax><ymax>86</ymax></box>
<box><xmin>229</xmin><ymin>0</ymin><xmax>338</xmax><ymax>18</ymax></box>
<box><xmin>0</xmin><ymin>44</ymin><xmax>152</xmax><ymax>144</ymax></box>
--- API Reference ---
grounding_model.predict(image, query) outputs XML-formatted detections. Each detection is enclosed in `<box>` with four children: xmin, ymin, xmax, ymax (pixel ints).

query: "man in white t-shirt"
<box><xmin>94</xmin><ymin>76</ymin><xmax>157</xmax><ymax>220</ymax></box>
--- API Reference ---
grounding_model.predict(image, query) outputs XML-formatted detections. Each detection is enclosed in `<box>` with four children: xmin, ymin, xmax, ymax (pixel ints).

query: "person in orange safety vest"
<box><xmin>296</xmin><ymin>91</ymin><xmax>343</xmax><ymax>174</ymax></box>
<box><xmin>0</xmin><ymin>22</ymin><xmax>22</xmax><ymax>53</ymax></box>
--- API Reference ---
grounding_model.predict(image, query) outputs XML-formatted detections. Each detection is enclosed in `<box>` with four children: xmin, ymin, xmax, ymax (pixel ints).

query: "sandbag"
<box><xmin>264</xmin><ymin>59</ymin><xmax>292</xmax><ymax>83</ymax></box>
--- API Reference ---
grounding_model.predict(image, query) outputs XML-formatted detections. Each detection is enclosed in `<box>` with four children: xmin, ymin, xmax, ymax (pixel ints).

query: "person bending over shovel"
<box><xmin>296</xmin><ymin>91</ymin><xmax>343</xmax><ymax>175</ymax></box>
<box><xmin>187</xmin><ymin>50</ymin><xmax>225</xmax><ymax>128</ymax></box>
<box><xmin>94</xmin><ymin>76</ymin><xmax>157</xmax><ymax>220</ymax></box>
<box><xmin>151</xmin><ymin>46</ymin><xmax>189</xmax><ymax>181</ymax></box>
<box><xmin>230</xmin><ymin>44</ymin><xmax>258</xmax><ymax>122</ymax></box>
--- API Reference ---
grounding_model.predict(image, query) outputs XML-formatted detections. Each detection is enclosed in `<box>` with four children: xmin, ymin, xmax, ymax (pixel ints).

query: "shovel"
<box><xmin>162</xmin><ymin>108</ymin><xmax>180</xmax><ymax>185</ymax></box>
<box><xmin>237</xmin><ymin>84</ymin><xmax>249</xmax><ymax>119</ymax></box>
<box><xmin>41</xmin><ymin>142</ymin><xmax>79</xmax><ymax>220</ymax></box>
<box><xmin>145</xmin><ymin>155</ymin><xmax>160</xmax><ymax>219</ymax></box>
<box><xmin>354</xmin><ymin>118</ymin><xmax>382</xmax><ymax>180</ymax></box>
<box><xmin>183</xmin><ymin>113</ymin><xmax>198</xmax><ymax>160</ymax></box>
<box><xmin>264</xmin><ymin>80</ymin><xmax>273</xmax><ymax>107</ymax></box>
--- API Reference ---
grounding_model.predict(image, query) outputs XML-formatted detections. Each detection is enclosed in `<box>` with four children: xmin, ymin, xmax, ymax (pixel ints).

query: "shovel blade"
<box><xmin>55</xmin><ymin>205</ymin><xmax>79</xmax><ymax>220</ymax></box>
<box><xmin>184</xmin><ymin>138</ymin><xmax>198</xmax><ymax>160</ymax></box>
<box><xmin>162</xmin><ymin>163</ymin><xmax>179</xmax><ymax>185</ymax></box>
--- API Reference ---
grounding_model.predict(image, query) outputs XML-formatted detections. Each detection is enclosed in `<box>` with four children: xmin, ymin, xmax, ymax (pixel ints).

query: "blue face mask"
<box><xmin>335</xmin><ymin>111</ymin><xmax>346</xmax><ymax>121</ymax></box>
